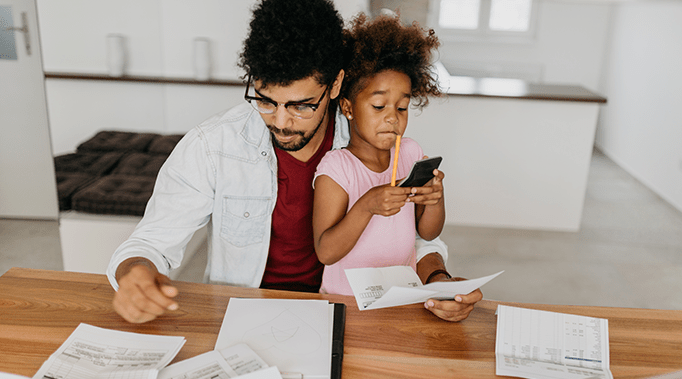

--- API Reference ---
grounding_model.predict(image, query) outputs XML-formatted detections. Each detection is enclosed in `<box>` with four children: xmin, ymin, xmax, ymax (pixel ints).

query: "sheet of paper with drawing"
<box><xmin>495</xmin><ymin>305</ymin><xmax>613</xmax><ymax>379</ymax></box>
<box><xmin>214</xmin><ymin>299</ymin><xmax>333</xmax><ymax>379</ymax></box>
<box><xmin>32</xmin><ymin>323</ymin><xmax>185</xmax><ymax>379</ymax></box>
<box><xmin>345</xmin><ymin>266</ymin><xmax>503</xmax><ymax>310</ymax></box>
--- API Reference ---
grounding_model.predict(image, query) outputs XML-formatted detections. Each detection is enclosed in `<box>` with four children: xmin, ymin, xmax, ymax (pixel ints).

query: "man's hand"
<box><xmin>112</xmin><ymin>257</ymin><xmax>179</xmax><ymax>323</ymax></box>
<box><xmin>417</xmin><ymin>252</ymin><xmax>482</xmax><ymax>322</ymax></box>
<box><xmin>424</xmin><ymin>277</ymin><xmax>483</xmax><ymax>322</ymax></box>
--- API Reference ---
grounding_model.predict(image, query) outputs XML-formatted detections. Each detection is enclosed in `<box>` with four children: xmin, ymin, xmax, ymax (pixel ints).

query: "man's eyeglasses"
<box><xmin>244</xmin><ymin>75</ymin><xmax>330</xmax><ymax>119</ymax></box>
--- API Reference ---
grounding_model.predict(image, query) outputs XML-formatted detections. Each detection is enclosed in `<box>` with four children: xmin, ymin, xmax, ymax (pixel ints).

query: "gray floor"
<box><xmin>2</xmin><ymin>149</ymin><xmax>681</xmax><ymax>310</ymax></box>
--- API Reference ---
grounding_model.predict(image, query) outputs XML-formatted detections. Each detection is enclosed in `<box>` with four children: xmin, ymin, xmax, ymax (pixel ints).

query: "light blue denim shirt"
<box><xmin>107</xmin><ymin>102</ymin><xmax>448</xmax><ymax>290</ymax></box>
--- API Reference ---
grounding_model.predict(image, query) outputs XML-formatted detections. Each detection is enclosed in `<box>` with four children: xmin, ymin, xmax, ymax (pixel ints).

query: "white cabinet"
<box><xmin>407</xmin><ymin>76</ymin><xmax>606</xmax><ymax>231</ymax></box>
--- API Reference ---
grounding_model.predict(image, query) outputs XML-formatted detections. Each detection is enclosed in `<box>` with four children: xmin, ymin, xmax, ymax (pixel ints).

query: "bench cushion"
<box><xmin>56</xmin><ymin>131</ymin><xmax>185</xmax><ymax>216</ymax></box>
<box><xmin>71</xmin><ymin>175</ymin><xmax>156</xmax><ymax>216</ymax></box>
<box><xmin>147</xmin><ymin>134</ymin><xmax>183</xmax><ymax>155</ymax></box>
<box><xmin>111</xmin><ymin>152</ymin><xmax>169</xmax><ymax>177</ymax></box>
<box><xmin>54</xmin><ymin>151</ymin><xmax>124</xmax><ymax>176</ymax></box>
<box><xmin>55</xmin><ymin>172</ymin><xmax>97</xmax><ymax>211</ymax></box>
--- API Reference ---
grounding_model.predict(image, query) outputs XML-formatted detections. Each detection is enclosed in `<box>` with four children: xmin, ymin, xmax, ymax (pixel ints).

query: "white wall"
<box><xmin>38</xmin><ymin>0</ymin><xmax>367</xmax><ymax>79</ymax></box>
<box><xmin>595</xmin><ymin>1</ymin><xmax>682</xmax><ymax>213</ymax></box>
<box><xmin>434</xmin><ymin>0</ymin><xmax>612</xmax><ymax>91</ymax></box>
<box><xmin>38</xmin><ymin>0</ymin><xmax>252</xmax><ymax>79</ymax></box>
<box><xmin>37</xmin><ymin>0</ymin><xmax>369</xmax><ymax>154</ymax></box>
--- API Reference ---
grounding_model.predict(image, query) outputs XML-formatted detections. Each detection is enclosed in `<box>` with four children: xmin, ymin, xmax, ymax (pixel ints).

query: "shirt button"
<box><xmin>261</xmin><ymin>151</ymin><xmax>267</xmax><ymax>156</ymax></box>
<box><xmin>244</xmin><ymin>212</ymin><xmax>250</xmax><ymax>218</ymax></box>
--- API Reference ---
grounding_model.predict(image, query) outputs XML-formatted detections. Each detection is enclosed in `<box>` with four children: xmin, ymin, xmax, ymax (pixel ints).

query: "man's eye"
<box><xmin>256</xmin><ymin>100</ymin><xmax>276</xmax><ymax>109</ymax></box>
<box><xmin>291</xmin><ymin>104</ymin><xmax>314</xmax><ymax>113</ymax></box>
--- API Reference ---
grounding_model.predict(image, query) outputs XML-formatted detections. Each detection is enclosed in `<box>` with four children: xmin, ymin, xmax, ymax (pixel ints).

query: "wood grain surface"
<box><xmin>1</xmin><ymin>268</ymin><xmax>680</xmax><ymax>378</ymax></box>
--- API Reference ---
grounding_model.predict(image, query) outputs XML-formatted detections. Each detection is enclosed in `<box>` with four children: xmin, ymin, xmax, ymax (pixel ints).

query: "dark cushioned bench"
<box><xmin>70</xmin><ymin>175</ymin><xmax>157</xmax><ymax>216</ymax></box>
<box><xmin>55</xmin><ymin>131</ymin><xmax>183</xmax><ymax>216</ymax></box>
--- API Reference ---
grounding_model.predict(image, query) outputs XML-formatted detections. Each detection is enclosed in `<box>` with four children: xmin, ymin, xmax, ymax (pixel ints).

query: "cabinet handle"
<box><xmin>4</xmin><ymin>12</ymin><xmax>31</xmax><ymax>56</ymax></box>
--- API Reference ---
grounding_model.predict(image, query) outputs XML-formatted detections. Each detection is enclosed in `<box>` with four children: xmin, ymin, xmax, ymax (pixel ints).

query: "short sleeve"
<box><xmin>313</xmin><ymin>149</ymin><xmax>353</xmax><ymax>195</ymax></box>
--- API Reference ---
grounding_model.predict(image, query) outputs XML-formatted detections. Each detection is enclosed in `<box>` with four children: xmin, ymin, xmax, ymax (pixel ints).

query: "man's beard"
<box><xmin>267</xmin><ymin>107</ymin><xmax>328</xmax><ymax>152</ymax></box>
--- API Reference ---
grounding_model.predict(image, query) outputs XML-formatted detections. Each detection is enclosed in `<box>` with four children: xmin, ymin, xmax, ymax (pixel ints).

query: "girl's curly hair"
<box><xmin>238</xmin><ymin>0</ymin><xmax>344</xmax><ymax>87</ymax></box>
<box><xmin>341</xmin><ymin>13</ymin><xmax>441</xmax><ymax>109</ymax></box>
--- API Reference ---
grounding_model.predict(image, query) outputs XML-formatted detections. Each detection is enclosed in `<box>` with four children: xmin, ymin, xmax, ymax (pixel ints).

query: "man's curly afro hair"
<box><xmin>239</xmin><ymin>0</ymin><xmax>344</xmax><ymax>88</ymax></box>
<box><xmin>341</xmin><ymin>14</ymin><xmax>441</xmax><ymax>109</ymax></box>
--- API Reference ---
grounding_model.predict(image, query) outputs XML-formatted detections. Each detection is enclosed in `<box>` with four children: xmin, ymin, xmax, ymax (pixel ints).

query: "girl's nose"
<box><xmin>385</xmin><ymin>111</ymin><xmax>399</xmax><ymax>125</ymax></box>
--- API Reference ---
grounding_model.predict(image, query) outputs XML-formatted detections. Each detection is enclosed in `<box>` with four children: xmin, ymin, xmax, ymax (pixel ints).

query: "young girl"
<box><xmin>312</xmin><ymin>14</ymin><xmax>444</xmax><ymax>296</ymax></box>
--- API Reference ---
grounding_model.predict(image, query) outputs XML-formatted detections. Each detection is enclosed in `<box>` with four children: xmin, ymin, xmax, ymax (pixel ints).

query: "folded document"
<box><xmin>345</xmin><ymin>266</ymin><xmax>503</xmax><ymax>310</ymax></box>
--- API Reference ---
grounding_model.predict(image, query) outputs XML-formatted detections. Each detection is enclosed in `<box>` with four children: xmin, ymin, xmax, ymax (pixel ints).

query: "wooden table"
<box><xmin>1</xmin><ymin>268</ymin><xmax>681</xmax><ymax>378</ymax></box>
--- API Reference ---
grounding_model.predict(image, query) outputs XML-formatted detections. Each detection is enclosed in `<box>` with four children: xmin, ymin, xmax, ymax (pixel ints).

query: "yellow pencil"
<box><xmin>390</xmin><ymin>135</ymin><xmax>401</xmax><ymax>186</ymax></box>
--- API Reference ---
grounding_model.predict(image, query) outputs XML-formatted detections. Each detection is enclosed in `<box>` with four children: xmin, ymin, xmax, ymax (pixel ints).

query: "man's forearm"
<box><xmin>416</xmin><ymin>252</ymin><xmax>451</xmax><ymax>284</ymax></box>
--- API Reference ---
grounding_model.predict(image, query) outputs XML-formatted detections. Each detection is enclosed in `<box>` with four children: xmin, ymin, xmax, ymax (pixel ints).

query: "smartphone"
<box><xmin>398</xmin><ymin>156</ymin><xmax>442</xmax><ymax>187</ymax></box>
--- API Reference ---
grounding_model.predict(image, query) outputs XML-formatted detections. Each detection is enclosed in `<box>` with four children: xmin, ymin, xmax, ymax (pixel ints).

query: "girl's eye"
<box><xmin>398</xmin><ymin>107</ymin><xmax>408</xmax><ymax>112</ymax></box>
<box><xmin>372</xmin><ymin>105</ymin><xmax>385</xmax><ymax>110</ymax></box>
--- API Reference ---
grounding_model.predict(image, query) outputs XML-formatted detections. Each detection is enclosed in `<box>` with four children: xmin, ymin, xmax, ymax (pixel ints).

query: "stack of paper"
<box><xmin>495</xmin><ymin>305</ymin><xmax>613</xmax><ymax>379</ymax></box>
<box><xmin>345</xmin><ymin>266</ymin><xmax>503</xmax><ymax>310</ymax></box>
<box><xmin>32</xmin><ymin>323</ymin><xmax>283</xmax><ymax>379</ymax></box>
<box><xmin>32</xmin><ymin>323</ymin><xmax>186</xmax><ymax>379</ymax></box>
<box><xmin>215</xmin><ymin>298</ymin><xmax>339</xmax><ymax>379</ymax></box>
<box><xmin>32</xmin><ymin>298</ymin><xmax>343</xmax><ymax>379</ymax></box>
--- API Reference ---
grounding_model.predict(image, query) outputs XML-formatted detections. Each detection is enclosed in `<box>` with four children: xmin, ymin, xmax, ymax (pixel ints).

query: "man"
<box><xmin>107</xmin><ymin>0</ymin><xmax>482</xmax><ymax>324</ymax></box>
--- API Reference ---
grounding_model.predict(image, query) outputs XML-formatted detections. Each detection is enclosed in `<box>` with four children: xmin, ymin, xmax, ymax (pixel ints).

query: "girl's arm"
<box><xmin>313</xmin><ymin>175</ymin><xmax>411</xmax><ymax>265</ymax></box>
<box><xmin>414</xmin><ymin>169</ymin><xmax>446</xmax><ymax>241</ymax></box>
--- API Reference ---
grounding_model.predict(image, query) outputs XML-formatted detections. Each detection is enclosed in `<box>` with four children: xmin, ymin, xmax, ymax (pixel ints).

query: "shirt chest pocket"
<box><xmin>221</xmin><ymin>197</ymin><xmax>271</xmax><ymax>247</ymax></box>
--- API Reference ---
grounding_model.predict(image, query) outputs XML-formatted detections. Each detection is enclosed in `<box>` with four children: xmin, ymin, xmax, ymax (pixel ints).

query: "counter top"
<box><xmin>44</xmin><ymin>71</ymin><xmax>607</xmax><ymax>104</ymax></box>
<box><xmin>441</xmin><ymin>76</ymin><xmax>607</xmax><ymax>103</ymax></box>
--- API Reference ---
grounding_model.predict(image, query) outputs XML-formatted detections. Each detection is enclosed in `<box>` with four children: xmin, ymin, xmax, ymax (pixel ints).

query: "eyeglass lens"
<box><xmin>253</xmin><ymin>100</ymin><xmax>316</xmax><ymax>119</ymax></box>
<box><xmin>245</xmin><ymin>78</ymin><xmax>328</xmax><ymax>120</ymax></box>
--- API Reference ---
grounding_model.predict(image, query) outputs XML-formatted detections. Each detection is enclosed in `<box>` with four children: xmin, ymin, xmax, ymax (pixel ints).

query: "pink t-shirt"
<box><xmin>313</xmin><ymin>137</ymin><xmax>423</xmax><ymax>295</ymax></box>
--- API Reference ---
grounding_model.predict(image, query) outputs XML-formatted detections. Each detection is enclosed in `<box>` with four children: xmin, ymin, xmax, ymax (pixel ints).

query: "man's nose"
<box><xmin>272</xmin><ymin>105</ymin><xmax>294</xmax><ymax>130</ymax></box>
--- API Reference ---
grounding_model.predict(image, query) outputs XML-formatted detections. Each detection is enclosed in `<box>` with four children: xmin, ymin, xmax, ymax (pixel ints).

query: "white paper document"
<box><xmin>158</xmin><ymin>344</ymin><xmax>276</xmax><ymax>379</ymax></box>
<box><xmin>32</xmin><ymin>323</ymin><xmax>186</xmax><ymax>379</ymax></box>
<box><xmin>0</xmin><ymin>373</ymin><xmax>30</xmax><ymax>379</ymax></box>
<box><xmin>214</xmin><ymin>299</ymin><xmax>333</xmax><ymax>379</ymax></box>
<box><xmin>345</xmin><ymin>266</ymin><xmax>503</xmax><ymax>310</ymax></box>
<box><xmin>495</xmin><ymin>305</ymin><xmax>613</xmax><ymax>379</ymax></box>
<box><xmin>218</xmin><ymin>343</ymin><xmax>270</xmax><ymax>376</ymax></box>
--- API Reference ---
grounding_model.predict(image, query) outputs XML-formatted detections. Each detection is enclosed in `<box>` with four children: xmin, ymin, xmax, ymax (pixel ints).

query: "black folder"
<box><xmin>331</xmin><ymin>303</ymin><xmax>346</xmax><ymax>379</ymax></box>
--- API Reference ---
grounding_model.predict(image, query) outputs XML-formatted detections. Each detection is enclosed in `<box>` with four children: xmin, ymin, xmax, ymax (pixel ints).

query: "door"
<box><xmin>0</xmin><ymin>0</ymin><xmax>58</xmax><ymax>219</ymax></box>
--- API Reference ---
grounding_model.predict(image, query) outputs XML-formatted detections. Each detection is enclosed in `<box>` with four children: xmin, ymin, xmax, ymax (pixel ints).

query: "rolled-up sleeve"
<box><xmin>106</xmin><ymin>129</ymin><xmax>215</xmax><ymax>290</ymax></box>
<box><xmin>415</xmin><ymin>235</ymin><xmax>448</xmax><ymax>264</ymax></box>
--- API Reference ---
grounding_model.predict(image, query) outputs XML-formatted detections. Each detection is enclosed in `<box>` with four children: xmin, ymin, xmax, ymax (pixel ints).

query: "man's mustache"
<box><xmin>266</xmin><ymin>125</ymin><xmax>303</xmax><ymax>137</ymax></box>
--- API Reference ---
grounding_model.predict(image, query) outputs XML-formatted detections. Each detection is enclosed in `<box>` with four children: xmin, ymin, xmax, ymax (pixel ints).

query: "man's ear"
<box><xmin>329</xmin><ymin>69</ymin><xmax>345</xmax><ymax>100</ymax></box>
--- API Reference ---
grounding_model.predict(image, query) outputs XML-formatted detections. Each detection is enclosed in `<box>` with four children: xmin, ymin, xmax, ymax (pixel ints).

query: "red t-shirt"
<box><xmin>260</xmin><ymin>117</ymin><xmax>335</xmax><ymax>293</ymax></box>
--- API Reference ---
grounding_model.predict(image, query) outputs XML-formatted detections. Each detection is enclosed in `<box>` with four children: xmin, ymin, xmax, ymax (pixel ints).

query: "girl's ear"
<box><xmin>339</xmin><ymin>98</ymin><xmax>353</xmax><ymax>120</ymax></box>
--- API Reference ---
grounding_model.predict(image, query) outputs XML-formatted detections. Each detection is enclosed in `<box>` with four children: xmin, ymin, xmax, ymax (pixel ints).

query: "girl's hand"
<box><xmin>360</xmin><ymin>184</ymin><xmax>412</xmax><ymax>217</ymax></box>
<box><xmin>408</xmin><ymin>168</ymin><xmax>445</xmax><ymax>206</ymax></box>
